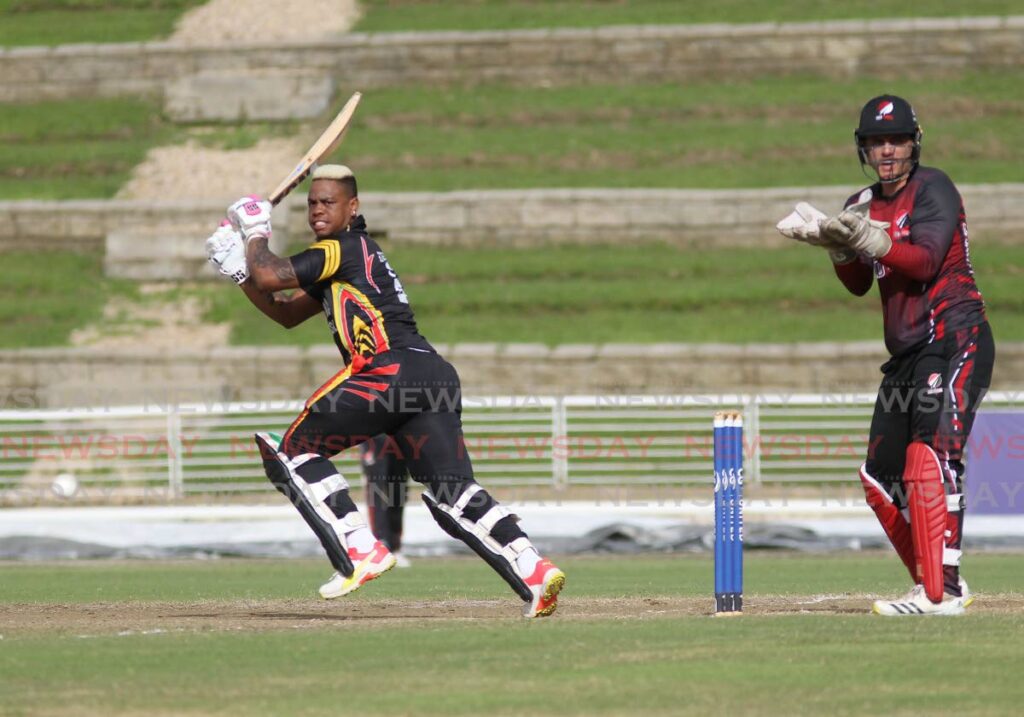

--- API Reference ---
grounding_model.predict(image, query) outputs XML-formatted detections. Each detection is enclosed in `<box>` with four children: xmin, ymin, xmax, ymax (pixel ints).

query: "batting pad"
<box><xmin>422</xmin><ymin>489</ymin><xmax>532</xmax><ymax>601</ymax></box>
<box><xmin>255</xmin><ymin>432</ymin><xmax>354</xmax><ymax>576</ymax></box>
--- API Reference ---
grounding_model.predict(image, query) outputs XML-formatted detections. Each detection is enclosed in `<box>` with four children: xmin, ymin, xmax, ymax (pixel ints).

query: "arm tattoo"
<box><xmin>248</xmin><ymin>237</ymin><xmax>297</xmax><ymax>283</ymax></box>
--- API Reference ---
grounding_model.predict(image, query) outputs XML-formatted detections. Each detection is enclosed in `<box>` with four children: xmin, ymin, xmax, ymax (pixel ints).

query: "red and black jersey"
<box><xmin>834</xmin><ymin>166</ymin><xmax>986</xmax><ymax>357</ymax></box>
<box><xmin>289</xmin><ymin>216</ymin><xmax>434</xmax><ymax>366</ymax></box>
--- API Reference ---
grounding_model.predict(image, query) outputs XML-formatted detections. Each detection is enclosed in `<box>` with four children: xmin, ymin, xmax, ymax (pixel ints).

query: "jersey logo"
<box><xmin>926</xmin><ymin>373</ymin><xmax>943</xmax><ymax>395</ymax></box>
<box><xmin>873</xmin><ymin>260</ymin><xmax>889</xmax><ymax>279</ymax></box>
<box><xmin>892</xmin><ymin>211</ymin><xmax>911</xmax><ymax>240</ymax></box>
<box><xmin>332</xmin><ymin>282</ymin><xmax>391</xmax><ymax>362</ymax></box>
<box><xmin>361</xmin><ymin>236</ymin><xmax>381</xmax><ymax>293</ymax></box>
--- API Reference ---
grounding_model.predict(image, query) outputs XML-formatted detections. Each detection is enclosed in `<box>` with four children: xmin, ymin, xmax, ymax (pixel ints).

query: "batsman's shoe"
<box><xmin>319</xmin><ymin>540</ymin><xmax>396</xmax><ymax>599</ymax></box>
<box><xmin>872</xmin><ymin>581</ymin><xmax>972</xmax><ymax>616</ymax></box>
<box><xmin>522</xmin><ymin>559</ymin><xmax>566</xmax><ymax>618</ymax></box>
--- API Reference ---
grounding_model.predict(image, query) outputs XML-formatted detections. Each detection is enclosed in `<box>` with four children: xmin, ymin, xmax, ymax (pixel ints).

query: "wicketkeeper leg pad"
<box><xmin>422</xmin><ymin>485</ymin><xmax>533</xmax><ymax>601</ymax></box>
<box><xmin>943</xmin><ymin>476</ymin><xmax>965</xmax><ymax>596</ymax></box>
<box><xmin>859</xmin><ymin>464</ymin><xmax>916</xmax><ymax>581</ymax></box>
<box><xmin>904</xmin><ymin>442</ymin><xmax>947</xmax><ymax>603</ymax></box>
<box><xmin>256</xmin><ymin>432</ymin><xmax>354</xmax><ymax>576</ymax></box>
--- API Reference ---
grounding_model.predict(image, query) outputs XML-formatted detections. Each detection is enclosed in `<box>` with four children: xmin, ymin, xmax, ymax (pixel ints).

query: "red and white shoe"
<box><xmin>522</xmin><ymin>559</ymin><xmax>566</xmax><ymax>618</ymax></box>
<box><xmin>319</xmin><ymin>540</ymin><xmax>397</xmax><ymax>599</ymax></box>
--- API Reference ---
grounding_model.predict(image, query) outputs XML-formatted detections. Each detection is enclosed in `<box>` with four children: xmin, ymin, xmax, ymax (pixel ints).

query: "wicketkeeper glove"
<box><xmin>776</xmin><ymin>202</ymin><xmax>829</xmax><ymax>244</ymax></box>
<box><xmin>826</xmin><ymin>247</ymin><xmax>857</xmax><ymax>266</ymax></box>
<box><xmin>820</xmin><ymin>210</ymin><xmax>892</xmax><ymax>259</ymax></box>
<box><xmin>776</xmin><ymin>202</ymin><xmax>856</xmax><ymax>265</ymax></box>
<box><xmin>205</xmin><ymin>221</ymin><xmax>249</xmax><ymax>284</ymax></box>
<box><xmin>226</xmin><ymin>195</ymin><xmax>273</xmax><ymax>242</ymax></box>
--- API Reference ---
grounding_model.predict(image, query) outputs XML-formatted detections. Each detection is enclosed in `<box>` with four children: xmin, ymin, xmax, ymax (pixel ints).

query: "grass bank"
<box><xmin>0</xmin><ymin>0</ymin><xmax>204</xmax><ymax>46</ymax></box>
<box><xmin>353</xmin><ymin>0</ymin><xmax>1023</xmax><ymax>32</ymax></box>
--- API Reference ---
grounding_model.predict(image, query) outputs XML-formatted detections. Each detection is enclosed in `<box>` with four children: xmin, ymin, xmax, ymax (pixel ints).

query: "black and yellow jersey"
<box><xmin>290</xmin><ymin>216</ymin><xmax>434</xmax><ymax>365</ymax></box>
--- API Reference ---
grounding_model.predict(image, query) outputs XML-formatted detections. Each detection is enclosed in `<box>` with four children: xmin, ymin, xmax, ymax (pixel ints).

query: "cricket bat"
<box><xmin>267</xmin><ymin>91</ymin><xmax>362</xmax><ymax>206</ymax></box>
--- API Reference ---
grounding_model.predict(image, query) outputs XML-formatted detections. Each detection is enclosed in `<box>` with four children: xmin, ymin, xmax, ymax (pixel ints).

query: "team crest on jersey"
<box><xmin>335</xmin><ymin>285</ymin><xmax>388</xmax><ymax>359</ymax></box>
<box><xmin>926</xmin><ymin>372</ymin><xmax>943</xmax><ymax>395</ymax></box>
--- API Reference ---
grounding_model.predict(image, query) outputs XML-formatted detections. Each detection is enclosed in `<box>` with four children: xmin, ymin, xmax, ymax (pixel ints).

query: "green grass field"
<box><xmin>0</xmin><ymin>97</ymin><xmax>179</xmax><ymax>200</ymax></box>
<box><xmin>4</xmin><ymin>71</ymin><xmax>1022</xmax><ymax>201</ymax></box>
<box><xmin>205</xmin><ymin>241</ymin><xmax>1024</xmax><ymax>346</ymax></box>
<box><xmin>299</xmin><ymin>72</ymin><xmax>1024</xmax><ymax>191</ymax></box>
<box><xmin>1</xmin><ymin>553</ymin><xmax>1022</xmax><ymax>716</ymax></box>
<box><xmin>3</xmin><ymin>4</ymin><xmax>1023</xmax><ymax>350</ymax></box>
<box><xmin>353</xmin><ymin>0</ymin><xmax>1024</xmax><ymax>32</ymax></box>
<box><xmin>0</xmin><ymin>251</ymin><xmax>135</xmax><ymax>348</ymax></box>
<box><xmin>6</xmin><ymin>241</ymin><xmax>1020</xmax><ymax>348</ymax></box>
<box><xmin>3</xmin><ymin>0</ymin><xmax>1018</xmax><ymax>47</ymax></box>
<box><xmin>0</xmin><ymin>0</ymin><xmax>204</xmax><ymax>46</ymax></box>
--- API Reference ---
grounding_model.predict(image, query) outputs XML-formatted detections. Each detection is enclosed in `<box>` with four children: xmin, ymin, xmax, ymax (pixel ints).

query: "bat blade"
<box><xmin>268</xmin><ymin>91</ymin><xmax>362</xmax><ymax>206</ymax></box>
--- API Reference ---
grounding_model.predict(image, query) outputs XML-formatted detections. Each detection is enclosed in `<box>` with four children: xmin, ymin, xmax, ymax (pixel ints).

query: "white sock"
<box><xmin>344</xmin><ymin>523</ymin><xmax>378</xmax><ymax>554</ymax></box>
<box><xmin>515</xmin><ymin>547</ymin><xmax>541</xmax><ymax>577</ymax></box>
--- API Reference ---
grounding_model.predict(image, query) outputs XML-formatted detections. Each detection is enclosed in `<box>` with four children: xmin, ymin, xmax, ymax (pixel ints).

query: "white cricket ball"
<box><xmin>51</xmin><ymin>473</ymin><xmax>79</xmax><ymax>498</ymax></box>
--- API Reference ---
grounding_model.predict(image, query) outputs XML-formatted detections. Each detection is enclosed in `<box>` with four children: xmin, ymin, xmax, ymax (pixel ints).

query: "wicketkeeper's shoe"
<box><xmin>319</xmin><ymin>540</ymin><xmax>397</xmax><ymax>599</ymax></box>
<box><xmin>522</xmin><ymin>558</ymin><xmax>566</xmax><ymax>618</ymax></box>
<box><xmin>872</xmin><ymin>579</ymin><xmax>973</xmax><ymax>616</ymax></box>
<box><xmin>958</xmin><ymin>577</ymin><xmax>974</xmax><ymax>606</ymax></box>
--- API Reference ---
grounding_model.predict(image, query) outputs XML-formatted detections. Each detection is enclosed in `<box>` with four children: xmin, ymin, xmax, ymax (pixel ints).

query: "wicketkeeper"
<box><xmin>205</xmin><ymin>165</ymin><xmax>565</xmax><ymax>617</ymax></box>
<box><xmin>777</xmin><ymin>95</ymin><xmax>994</xmax><ymax>616</ymax></box>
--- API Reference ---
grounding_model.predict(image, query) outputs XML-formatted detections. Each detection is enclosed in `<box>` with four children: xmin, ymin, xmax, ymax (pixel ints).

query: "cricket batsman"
<box><xmin>204</xmin><ymin>165</ymin><xmax>565</xmax><ymax>617</ymax></box>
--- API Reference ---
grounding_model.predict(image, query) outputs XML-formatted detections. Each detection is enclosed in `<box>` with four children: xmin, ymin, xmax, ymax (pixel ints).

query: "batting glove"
<box><xmin>820</xmin><ymin>211</ymin><xmax>892</xmax><ymax>259</ymax></box>
<box><xmin>205</xmin><ymin>221</ymin><xmax>249</xmax><ymax>284</ymax></box>
<box><xmin>226</xmin><ymin>195</ymin><xmax>273</xmax><ymax>242</ymax></box>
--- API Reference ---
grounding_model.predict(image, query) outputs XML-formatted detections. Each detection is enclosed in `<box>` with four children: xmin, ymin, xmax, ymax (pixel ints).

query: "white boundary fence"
<box><xmin>1</xmin><ymin>393</ymin><xmax>1022</xmax><ymax>500</ymax></box>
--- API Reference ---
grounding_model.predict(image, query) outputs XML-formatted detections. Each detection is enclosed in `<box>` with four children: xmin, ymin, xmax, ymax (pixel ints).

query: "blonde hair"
<box><xmin>311</xmin><ymin>164</ymin><xmax>354</xmax><ymax>180</ymax></box>
<box><xmin>311</xmin><ymin>164</ymin><xmax>357</xmax><ymax>196</ymax></box>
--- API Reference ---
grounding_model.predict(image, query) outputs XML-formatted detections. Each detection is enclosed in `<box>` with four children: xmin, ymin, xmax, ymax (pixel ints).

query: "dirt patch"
<box><xmin>69</xmin><ymin>287</ymin><xmax>229</xmax><ymax>350</ymax></box>
<box><xmin>4</xmin><ymin>594</ymin><xmax>1022</xmax><ymax>638</ymax></box>
<box><xmin>115</xmin><ymin>138</ymin><xmax>306</xmax><ymax>202</ymax></box>
<box><xmin>168</xmin><ymin>0</ymin><xmax>361</xmax><ymax>45</ymax></box>
<box><xmin>123</xmin><ymin>0</ymin><xmax>362</xmax><ymax>202</ymax></box>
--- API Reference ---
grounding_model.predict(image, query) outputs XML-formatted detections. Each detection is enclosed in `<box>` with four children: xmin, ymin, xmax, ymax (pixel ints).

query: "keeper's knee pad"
<box><xmin>422</xmin><ymin>484</ymin><xmax>533</xmax><ymax>601</ymax></box>
<box><xmin>256</xmin><ymin>432</ymin><xmax>355</xmax><ymax>576</ymax></box>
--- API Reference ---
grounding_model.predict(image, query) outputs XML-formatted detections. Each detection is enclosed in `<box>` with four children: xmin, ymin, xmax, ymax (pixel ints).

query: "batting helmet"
<box><xmin>854</xmin><ymin>94</ymin><xmax>923</xmax><ymax>168</ymax></box>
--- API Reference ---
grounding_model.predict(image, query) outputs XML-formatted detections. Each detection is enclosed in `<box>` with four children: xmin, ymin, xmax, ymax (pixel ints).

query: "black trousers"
<box><xmin>864</xmin><ymin>322</ymin><xmax>995</xmax><ymax>491</ymax></box>
<box><xmin>283</xmin><ymin>350</ymin><xmax>472</xmax><ymax>497</ymax></box>
<box><xmin>280</xmin><ymin>349</ymin><xmax>525</xmax><ymax>547</ymax></box>
<box><xmin>362</xmin><ymin>434</ymin><xmax>409</xmax><ymax>552</ymax></box>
